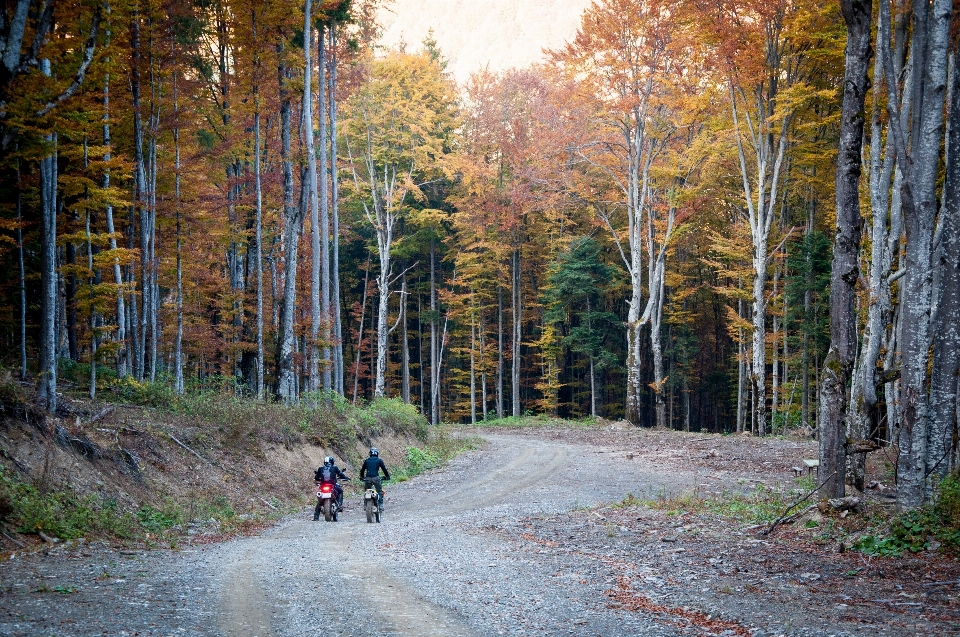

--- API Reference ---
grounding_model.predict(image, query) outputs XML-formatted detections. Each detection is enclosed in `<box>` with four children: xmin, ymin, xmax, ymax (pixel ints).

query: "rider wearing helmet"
<box><xmin>359</xmin><ymin>447</ymin><xmax>390</xmax><ymax>510</ymax></box>
<box><xmin>314</xmin><ymin>456</ymin><xmax>349</xmax><ymax>519</ymax></box>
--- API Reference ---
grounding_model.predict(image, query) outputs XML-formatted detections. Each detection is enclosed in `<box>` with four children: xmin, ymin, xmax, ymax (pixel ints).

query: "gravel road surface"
<box><xmin>5</xmin><ymin>429</ymin><xmax>950</xmax><ymax>636</ymax></box>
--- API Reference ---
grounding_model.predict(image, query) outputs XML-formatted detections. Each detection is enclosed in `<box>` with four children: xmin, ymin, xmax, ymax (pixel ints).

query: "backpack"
<box><xmin>319</xmin><ymin>465</ymin><xmax>335</xmax><ymax>482</ymax></box>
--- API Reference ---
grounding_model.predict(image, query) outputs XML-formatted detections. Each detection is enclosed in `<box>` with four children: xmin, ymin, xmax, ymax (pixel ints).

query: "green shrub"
<box><xmin>136</xmin><ymin>504</ymin><xmax>183</xmax><ymax>533</ymax></box>
<box><xmin>368</xmin><ymin>398</ymin><xmax>429</xmax><ymax>440</ymax></box>
<box><xmin>0</xmin><ymin>467</ymin><xmax>141</xmax><ymax>539</ymax></box>
<box><xmin>853</xmin><ymin>473</ymin><xmax>960</xmax><ymax>557</ymax></box>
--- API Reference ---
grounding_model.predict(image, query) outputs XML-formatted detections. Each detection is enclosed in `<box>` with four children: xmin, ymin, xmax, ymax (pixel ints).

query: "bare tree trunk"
<box><xmin>128</xmin><ymin>203</ymin><xmax>140</xmax><ymax>379</ymax></box>
<box><xmin>497</xmin><ymin>285</ymin><xmax>504</xmax><ymax>418</ymax></box>
<box><xmin>102</xmin><ymin>66</ymin><xmax>127</xmax><ymax>378</ymax></box>
<box><xmin>587</xmin><ymin>295</ymin><xmax>597</xmax><ymax>418</ymax></box>
<box><xmin>480</xmin><ymin>309</ymin><xmax>488</xmax><ymax>420</ymax></box>
<box><xmin>318</xmin><ymin>22</ymin><xmax>332</xmax><ymax>395</ymax></box>
<box><xmin>850</xmin><ymin>19</ymin><xmax>899</xmax><ymax>489</ymax></box>
<box><xmin>65</xmin><ymin>225</ymin><xmax>77</xmax><ymax>362</ymax></box>
<box><xmin>253</xmin><ymin>110</ymin><xmax>264</xmax><ymax>399</ymax></box>
<box><xmin>303</xmin><ymin>0</ymin><xmax>321</xmax><ymax>395</ymax></box>
<box><xmin>730</xmin><ymin>64</ymin><xmax>790</xmax><ymax>438</ymax></box>
<box><xmin>83</xmin><ymin>136</ymin><xmax>97</xmax><ymax>399</ymax></box>
<box><xmin>818</xmin><ymin>0</ymin><xmax>872</xmax><ymax>499</ymax></box>
<box><xmin>772</xmin><ymin>266</ymin><xmax>780</xmax><ymax>435</ymax></box>
<box><xmin>38</xmin><ymin>59</ymin><xmax>57</xmax><ymax>411</ymax></box>
<box><xmin>418</xmin><ymin>289</ymin><xmax>425</xmax><ymax>412</ymax></box>
<box><xmin>470</xmin><ymin>315</ymin><xmax>477</xmax><ymax>424</ymax></box>
<box><xmin>430</xmin><ymin>239</ymin><xmax>439</xmax><ymax>422</ymax></box>
<box><xmin>174</xmin><ymin>75</ymin><xmax>184</xmax><ymax>395</ymax></box>
<box><xmin>401</xmin><ymin>271</ymin><xmax>410</xmax><ymax>403</ymax></box>
<box><xmin>329</xmin><ymin>21</ymin><xmax>344</xmax><ymax>395</ymax></box>
<box><xmin>16</xmin><ymin>158</ymin><xmax>26</xmax><ymax>380</ymax></box>
<box><xmin>131</xmin><ymin>13</ymin><xmax>147</xmax><ymax>382</ymax></box>
<box><xmin>884</xmin><ymin>0</ymin><xmax>951</xmax><ymax>509</ymax></box>
<box><xmin>512</xmin><ymin>249</ymin><xmax>521</xmax><ymax>418</ymax></box>
<box><xmin>736</xmin><ymin>296</ymin><xmax>746</xmax><ymax>433</ymax></box>
<box><xmin>275</xmin><ymin>52</ymin><xmax>299</xmax><ymax>402</ymax></box>
<box><xmin>374</xmin><ymin>228</ymin><xmax>392</xmax><ymax>399</ymax></box>
<box><xmin>928</xmin><ymin>41</ymin><xmax>960</xmax><ymax>486</ymax></box>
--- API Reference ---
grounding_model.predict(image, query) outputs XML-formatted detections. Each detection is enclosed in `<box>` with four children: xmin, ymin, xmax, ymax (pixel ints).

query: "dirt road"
<box><xmin>210</xmin><ymin>432</ymin><xmax>755</xmax><ymax>637</ymax></box>
<box><xmin>3</xmin><ymin>428</ymin><xmax>957</xmax><ymax>636</ymax></box>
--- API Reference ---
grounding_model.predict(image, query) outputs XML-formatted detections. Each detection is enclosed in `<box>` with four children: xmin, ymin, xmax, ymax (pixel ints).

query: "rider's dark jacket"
<box><xmin>315</xmin><ymin>464</ymin><xmax>348</xmax><ymax>482</ymax></box>
<box><xmin>359</xmin><ymin>456</ymin><xmax>390</xmax><ymax>480</ymax></box>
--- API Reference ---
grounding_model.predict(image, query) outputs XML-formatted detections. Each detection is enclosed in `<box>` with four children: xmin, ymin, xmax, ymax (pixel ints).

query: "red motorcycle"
<box><xmin>314</xmin><ymin>480</ymin><xmax>340</xmax><ymax>522</ymax></box>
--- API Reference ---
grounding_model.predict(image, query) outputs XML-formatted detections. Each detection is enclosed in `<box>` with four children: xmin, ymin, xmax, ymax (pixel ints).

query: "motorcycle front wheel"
<box><xmin>365</xmin><ymin>499</ymin><xmax>374</xmax><ymax>523</ymax></box>
<box><xmin>323</xmin><ymin>499</ymin><xmax>333</xmax><ymax>522</ymax></box>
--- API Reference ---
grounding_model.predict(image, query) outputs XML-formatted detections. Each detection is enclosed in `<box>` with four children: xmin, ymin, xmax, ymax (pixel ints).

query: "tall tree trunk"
<box><xmin>102</xmin><ymin>64</ymin><xmax>126</xmax><ymax>378</ymax></box>
<box><xmin>131</xmin><ymin>12</ymin><xmax>148</xmax><ymax>381</ymax></box>
<box><xmin>512</xmin><ymin>249</ymin><xmax>521</xmax><ymax>418</ymax></box>
<box><xmin>885</xmin><ymin>0</ymin><xmax>951</xmax><ymax>509</ymax></box>
<box><xmin>928</xmin><ymin>40</ymin><xmax>960</xmax><ymax>484</ymax></box>
<box><xmin>253</xmin><ymin>106</ymin><xmax>264</xmax><ymax>400</ymax></box>
<box><xmin>587</xmin><ymin>296</ymin><xmax>597</xmax><ymax>418</ymax></box>
<box><xmin>430</xmin><ymin>239</ymin><xmax>439</xmax><ymax>422</ymax></box>
<box><xmin>303</xmin><ymin>0</ymin><xmax>321</xmax><ymax>395</ymax></box>
<box><xmin>16</xmin><ymin>158</ymin><xmax>27</xmax><ymax>380</ymax></box>
<box><xmin>736</xmin><ymin>296</ymin><xmax>746</xmax><ymax>433</ymax></box>
<box><xmin>771</xmin><ymin>265</ymin><xmax>780</xmax><ymax>434</ymax></box>
<box><xmin>497</xmin><ymin>285</ymin><xmax>504</xmax><ymax>418</ymax></box>
<box><xmin>850</xmin><ymin>19</ymin><xmax>900</xmax><ymax>489</ymax></box>
<box><xmin>480</xmin><ymin>309</ymin><xmax>488</xmax><ymax>420</ymax></box>
<box><xmin>318</xmin><ymin>21</ymin><xmax>332</xmax><ymax>394</ymax></box>
<box><xmin>174</xmin><ymin>69</ymin><xmax>184</xmax><ymax>395</ymax></box>
<box><xmin>374</xmin><ymin>245</ymin><xmax>391</xmax><ymax>398</ymax></box>
<box><xmin>819</xmin><ymin>0</ymin><xmax>872</xmax><ymax>499</ymax></box>
<box><xmin>329</xmin><ymin>21</ymin><xmax>344</xmax><ymax>395</ymax></box>
<box><xmin>128</xmin><ymin>204</ymin><xmax>140</xmax><ymax>379</ymax></box>
<box><xmin>275</xmin><ymin>51</ymin><xmax>299</xmax><ymax>402</ymax></box>
<box><xmin>470</xmin><ymin>316</ymin><xmax>477</xmax><ymax>424</ymax></box>
<box><xmin>84</xmin><ymin>136</ymin><xmax>97</xmax><ymax>400</ymax></box>
<box><xmin>38</xmin><ymin>58</ymin><xmax>58</xmax><ymax>411</ymax></box>
<box><xmin>65</xmin><ymin>226</ymin><xmax>77</xmax><ymax>362</ymax></box>
<box><xmin>401</xmin><ymin>271</ymin><xmax>410</xmax><ymax>403</ymax></box>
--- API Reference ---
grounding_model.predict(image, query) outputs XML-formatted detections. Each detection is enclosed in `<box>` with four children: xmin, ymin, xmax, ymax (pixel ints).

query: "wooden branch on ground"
<box><xmin>165</xmin><ymin>432</ymin><xmax>210</xmax><ymax>465</ymax></box>
<box><xmin>761</xmin><ymin>471</ymin><xmax>837</xmax><ymax>537</ymax></box>
<box><xmin>2</xmin><ymin>531</ymin><xmax>24</xmax><ymax>547</ymax></box>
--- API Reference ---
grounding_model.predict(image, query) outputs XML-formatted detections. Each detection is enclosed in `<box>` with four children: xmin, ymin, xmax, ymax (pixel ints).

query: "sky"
<box><xmin>376</xmin><ymin>0</ymin><xmax>594</xmax><ymax>84</ymax></box>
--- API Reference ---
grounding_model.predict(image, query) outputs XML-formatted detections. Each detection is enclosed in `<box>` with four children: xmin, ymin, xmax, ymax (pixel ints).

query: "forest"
<box><xmin>0</xmin><ymin>0</ymin><xmax>958</xmax><ymax>510</ymax></box>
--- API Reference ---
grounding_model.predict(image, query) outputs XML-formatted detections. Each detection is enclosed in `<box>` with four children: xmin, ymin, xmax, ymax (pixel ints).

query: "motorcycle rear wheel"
<box><xmin>323</xmin><ymin>499</ymin><xmax>332</xmax><ymax>522</ymax></box>
<box><xmin>365</xmin><ymin>499</ymin><xmax>374</xmax><ymax>523</ymax></box>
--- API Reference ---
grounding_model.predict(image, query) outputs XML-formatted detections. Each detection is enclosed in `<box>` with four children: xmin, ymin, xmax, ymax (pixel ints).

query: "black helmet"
<box><xmin>369</xmin><ymin>447</ymin><xmax>379</xmax><ymax>457</ymax></box>
<box><xmin>324</xmin><ymin>456</ymin><xmax>334</xmax><ymax>465</ymax></box>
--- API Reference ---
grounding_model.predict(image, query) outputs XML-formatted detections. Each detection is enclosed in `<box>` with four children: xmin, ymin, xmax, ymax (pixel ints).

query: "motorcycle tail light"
<box><xmin>320</xmin><ymin>484</ymin><xmax>332</xmax><ymax>493</ymax></box>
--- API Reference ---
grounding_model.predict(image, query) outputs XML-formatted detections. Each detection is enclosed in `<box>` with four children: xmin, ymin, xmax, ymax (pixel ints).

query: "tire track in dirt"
<box><xmin>220</xmin><ymin>542</ymin><xmax>274</xmax><ymax>637</ymax></box>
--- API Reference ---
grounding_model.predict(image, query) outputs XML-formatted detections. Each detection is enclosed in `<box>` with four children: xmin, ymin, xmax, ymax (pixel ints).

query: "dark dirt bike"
<box><xmin>315</xmin><ymin>480</ymin><xmax>340</xmax><ymax>522</ymax></box>
<box><xmin>362</xmin><ymin>477</ymin><xmax>387</xmax><ymax>523</ymax></box>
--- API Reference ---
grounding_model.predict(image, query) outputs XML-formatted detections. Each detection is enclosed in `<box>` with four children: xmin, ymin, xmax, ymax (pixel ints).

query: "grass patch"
<box><xmin>390</xmin><ymin>426</ymin><xmax>484</xmax><ymax>483</ymax></box>
<box><xmin>643</xmin><ymin>483</ymin><xmax>798</xmax><ymax>525</ymax></box>
<box><xmin>469</xmin><ymin>414</ymin><xmax>597</xmax><ymax>428</ymax></box>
